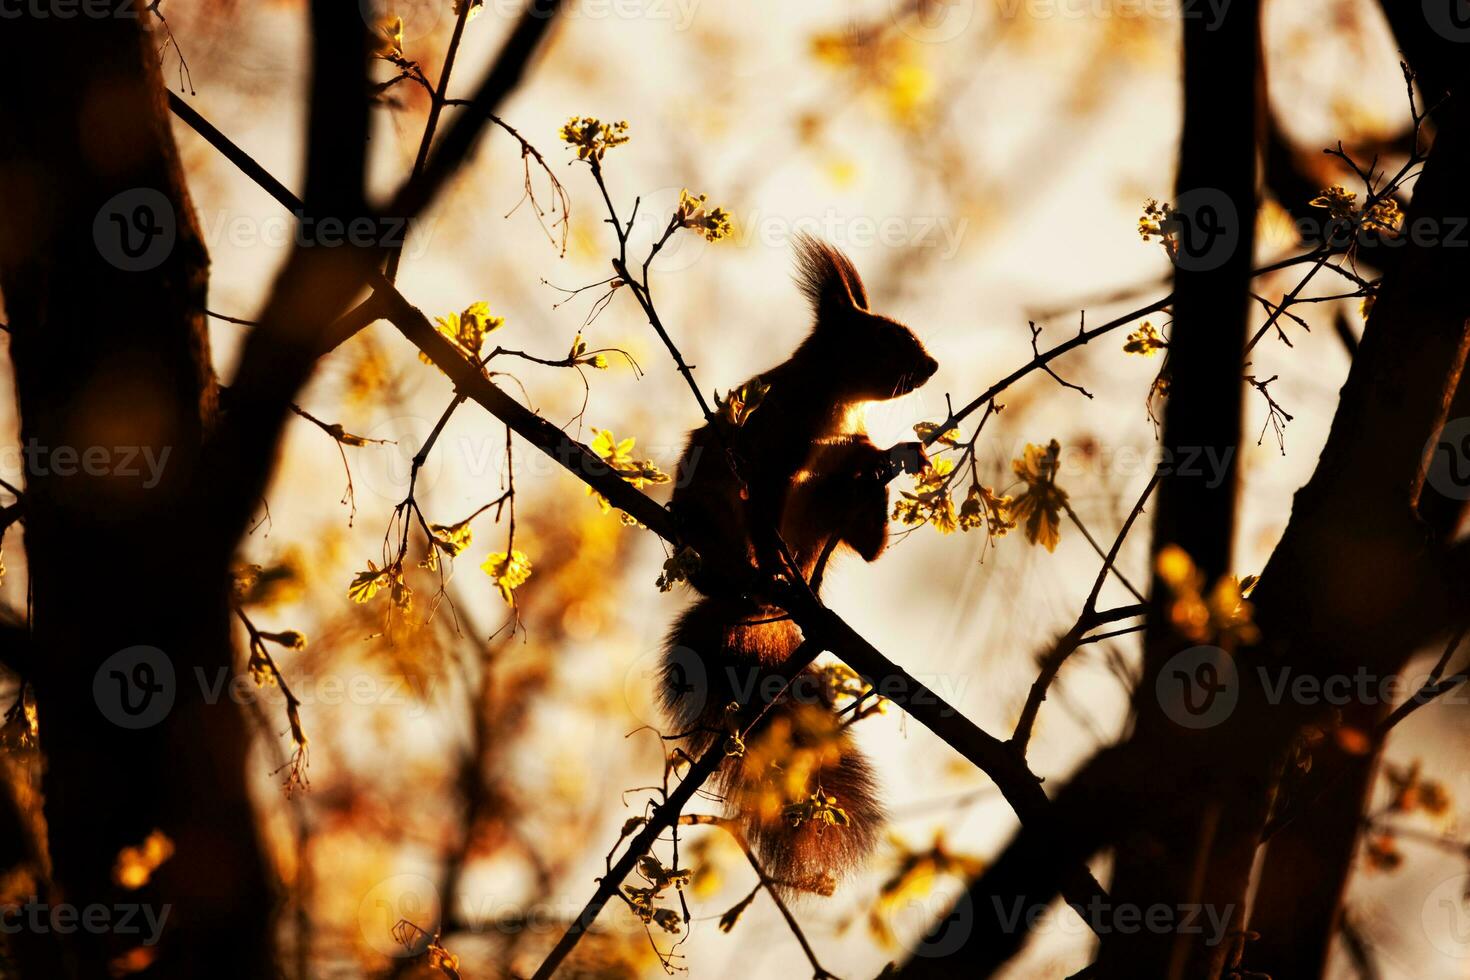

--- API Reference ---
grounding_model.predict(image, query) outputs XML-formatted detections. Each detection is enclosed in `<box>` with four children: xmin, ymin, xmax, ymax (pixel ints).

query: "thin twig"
<box><xmin>1011</xmin><ymin>473</ymin><xmax>1160</xmax><ymax>753</ymax></box>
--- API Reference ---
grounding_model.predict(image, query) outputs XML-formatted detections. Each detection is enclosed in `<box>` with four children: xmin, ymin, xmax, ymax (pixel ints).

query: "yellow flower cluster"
<box><xmin>586</xmin><ymin>428</ymin><xmax>671</xmax><ymax>522</ymax></box>
<box><xmin>113</xmin><ymin>830</ymin><xmax>175</xmax><ymax>890</ymax></box>
<box><xmin>1010</xmin><ymin>440</ymin><xmax>1067</xmax><ymax>551</ymax></box>
<box><xmin>482</xmin><ymin>549</ymin><xmax>532</xmax><ymax>605</ymax></box>
<box><xmin>655</xmin><ymin>545</ymin><xmax>701</xmax><ymax>593</ymax></box>
<box><xmin>741</xmin><ymin>705</ymin><xmax>846</xmax><ymax>827</ymax></box>
<box><xmin>433</xmin><ymin>301</ymin><xmax>503</xmax><ymax>359</ymax></box>
<box><xmin>1310</xmin><ymin>184</ymin><xmax>1402</xmax><ymax>234</ymax></box>
<box><xmin>675</xmin><ymin>189</ymin><xmax>733</xmax><ymax>242</ymax></box>
<box><xmin>1123</xmin><ymin>321</ymin><xmax>1166</xmax><ymax>356</ymax></box>
<box><xmin>559</xmin><ymin>116</ymin><xmax>630</xmax><ymax>162</ymax></box>
<box><xmin>1138</xmin><ymin>198</ymin><xmax>1178</xmax><ymax>260</ymax></box>
<box><xmin>895</xmin><ymin>424</ymin><xmax>1018</xmax><ymax>540</ymax></box>
<box><xmin>713</xmin><ymin>376</ymin><xmax>770</xmax><ymax>428</ymax></box>
<box><xmin>1155</xmin><ymin>544</ymin><xmax>1258</xmax><ymax>646</ymax></box>
<box><xmin>782</xmin><ymin>791</ymin><xmax>851</xmax><ymax>830</ymax></box>
<box><xmin>623</xmin><ymin>855</ymin><xmax>689</xmax><ymax>934</ymax></box>
<box><xmin>348</xmin><ymin>560</ymin><xmax>413</xmax><ymax>613</ymax></box>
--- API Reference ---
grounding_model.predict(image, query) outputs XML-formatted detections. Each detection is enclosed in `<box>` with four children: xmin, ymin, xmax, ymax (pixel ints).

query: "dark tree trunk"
<box><xmin>1245</xmin><ymin>703</ymin><xmax>1384</xmax><ymax>979</ymax></box>
<box><xmin>1241</xmin><ymin>11</ymin><xmax>1470</xmax><ymax>975</ymax></box>
<box><xmin>899</xmin><ymin>2</ymin><xmax>1470</xmax><ymax>977</ymax></box>
<box><xmin>1092</xmin><ymin>3</ymin><xmax>1262</xmax><ymax>975</ymax></box>
<box><xmin>0</xmin><ymin>8</ymin><xmax>272</xmax><ymax>977</ymax></box>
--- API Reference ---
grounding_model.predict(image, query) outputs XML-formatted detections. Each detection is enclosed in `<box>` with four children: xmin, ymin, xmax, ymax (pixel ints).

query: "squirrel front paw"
<box><xmin>886</xmin><ymin>441</ymin><xmax>931</xmax><ymax>477</ymax></box>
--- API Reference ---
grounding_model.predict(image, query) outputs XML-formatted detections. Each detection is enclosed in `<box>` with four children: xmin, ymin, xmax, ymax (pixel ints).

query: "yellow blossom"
<box><xmin>1011</xmin><ymin>440</ymin><xmax>1068</xmax><ymax>551</ymax></box>
<box><xmin>1124</xmin><ymin>321</ymin><xmax>1167</xmax><ymax>356</ymax></box>
<box><xmin>113</xmin><ymin>830</ymin><xmax>174</xmax><ymax>890</ymax></box>
<box><xmin>560</xmin><ymin>116</ymin><xmax>630</xmax><ymax>162</ymax></box>
<box><xmin>482</xmin><ymin>550</ymin><xmax>532</xmax><ymax>604</ymax></box>
<box><xmin>675</xmin><ymin>189</ymin><xmax>733</xmax><ymax>242</ymax></box>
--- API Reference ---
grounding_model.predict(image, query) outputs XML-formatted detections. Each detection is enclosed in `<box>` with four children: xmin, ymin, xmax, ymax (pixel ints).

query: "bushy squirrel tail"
<box><xmin>662</xmin><ymin>598</ymin><xmax>884</xmax><ymax>893</ymax></box>
<box><xmin>729</xmin><ymin>698</ymin><xmax>884</xmax><ymax>893</ymax></box>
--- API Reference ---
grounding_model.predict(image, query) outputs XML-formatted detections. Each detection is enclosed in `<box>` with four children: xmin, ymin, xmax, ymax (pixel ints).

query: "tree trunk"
<box><xmin>1245</xmin><ymin>702</ymin><xmax>1385</xmax><ymax>979</ymax></box>
<box><xmin>0</xmin><ymin>8</ymin><xmax>272</xmax><ymax>977</ymax></box>
<box><xmin>1093</xmin><ymin>1</ymin><xmax>1261</xmax><ymax>974</ymax></box>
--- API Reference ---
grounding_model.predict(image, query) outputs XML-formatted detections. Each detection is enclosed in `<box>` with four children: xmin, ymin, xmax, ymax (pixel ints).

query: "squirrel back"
<box><xmin>670</xmin><ymin>233</ymin><xmax>937</xmax><ymax>593</ymax></box>
<box><xmin>661</xmin><ymin>236</ymin><xmax>937</xmax><ymax>892</ymax></box>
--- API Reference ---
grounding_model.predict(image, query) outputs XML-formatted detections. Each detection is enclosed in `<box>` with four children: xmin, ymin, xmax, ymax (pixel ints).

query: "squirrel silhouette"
<box><xmin>661</xmin><ymin>234</ymin><xmax>938</xmax><ymax>892</ymax></box>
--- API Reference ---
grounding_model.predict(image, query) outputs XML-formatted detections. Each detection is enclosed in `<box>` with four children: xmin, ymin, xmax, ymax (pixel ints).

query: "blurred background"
<box><xmin>4</xmin><ymin>0</ymin><xmax>1463</xmax><ymax>976</ymax></box>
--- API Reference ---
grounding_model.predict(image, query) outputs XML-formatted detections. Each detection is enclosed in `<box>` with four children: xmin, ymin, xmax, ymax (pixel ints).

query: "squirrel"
<box><xmin>661</xmin><ymin>234</ymin><xmax>938</xmax><ymax>893</ymax></box>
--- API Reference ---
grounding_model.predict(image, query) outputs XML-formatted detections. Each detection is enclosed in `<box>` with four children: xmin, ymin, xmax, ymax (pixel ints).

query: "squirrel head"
<box><xmin>791</xmin><ymin>233</ymin><xmax>938</xmax><ymax>401</ymax></box>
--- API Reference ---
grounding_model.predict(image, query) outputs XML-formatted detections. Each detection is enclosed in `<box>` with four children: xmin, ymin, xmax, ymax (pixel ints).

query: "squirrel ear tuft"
<box><xmin>792</xmin><ymin>233</ymin><xmax>869</xmax><ymax>321</ymax></box>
